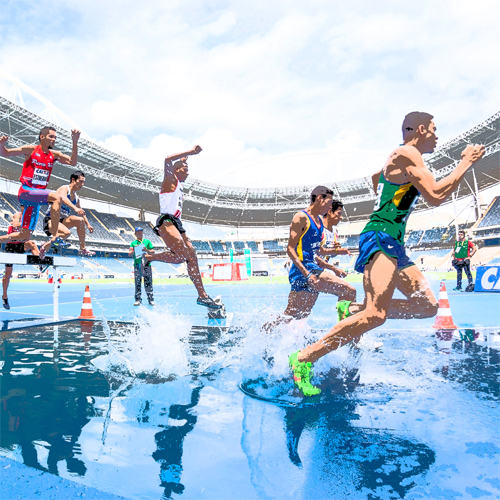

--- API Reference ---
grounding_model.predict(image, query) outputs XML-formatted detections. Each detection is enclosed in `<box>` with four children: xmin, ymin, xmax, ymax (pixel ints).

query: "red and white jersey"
<box><xmin>20</xmin><ymin>145</ymin><xmax>55</xmax><ymax>188</ymax></box>
<box><xmin>159</xmin><ymin>179</ymin><xmax>183</xmax><ymax>218</ymax></box>
<box><xmin>7</xmin><ymin>223</ymin><xmax>22</xmax><ymax>243</ymax></box>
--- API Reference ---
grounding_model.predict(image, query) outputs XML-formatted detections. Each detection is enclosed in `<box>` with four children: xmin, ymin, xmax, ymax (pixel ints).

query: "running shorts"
<box><xmin>3</xmin><ymin>242</ymin><xmax>25</xmax><ymax>268</ymax></box>
<box><xmin>354</xmin><ymin>230</ymin><xmax>414</xmax><ymax>274</ymax></box>
<box><xmin>18</xmin><ymin>185</ymin><xmax>51</xmax><ymax>231</ymax></box>
<box><xmin>154</xmin><ymin>213</ymin><xmax>186</xmax><ymax>235</ymax></box>
<box><xmin>289</xmin><ymin>262</ymin><xmax>324</xmax><ymax>293</ymax></box>
<box><xmin>43</xmin><ymin>214</ymin><xmax>66</xmax><ymax>237</ymax></box>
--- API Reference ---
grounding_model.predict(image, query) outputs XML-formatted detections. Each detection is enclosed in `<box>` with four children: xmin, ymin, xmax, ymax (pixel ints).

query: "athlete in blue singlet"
<box><xmin>262</xmin><ymin>186</ymin><xmax>356</xmax><ymax>333</ymax></box>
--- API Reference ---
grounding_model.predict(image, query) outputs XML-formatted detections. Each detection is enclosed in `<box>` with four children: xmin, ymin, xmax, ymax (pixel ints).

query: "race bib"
<box><xmin>32</xmin><ymin>168</ymin><xmax>50</xmax><ymax>186</ymax></box>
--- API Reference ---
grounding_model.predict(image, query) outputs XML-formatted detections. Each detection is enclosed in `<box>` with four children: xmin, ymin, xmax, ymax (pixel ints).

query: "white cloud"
<box><xmin>0</xmin><ymin>0</ymin><xmax>498</xmax><ymax>189</ymax></box>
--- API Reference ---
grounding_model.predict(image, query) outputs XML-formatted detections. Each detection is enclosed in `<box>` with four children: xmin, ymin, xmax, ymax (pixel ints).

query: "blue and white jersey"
<box><xmin>47</xmin><ymin>185</ymin><xmax>78</xmax><ymax>219</ymax></box>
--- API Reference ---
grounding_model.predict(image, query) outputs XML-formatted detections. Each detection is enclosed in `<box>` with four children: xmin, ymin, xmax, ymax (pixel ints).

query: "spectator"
<box><xmin>128</xmin><ymin>227</ymin><xmax>156</xmax><ymax>306</ymax></box>
<box><xmin>452</xmin><ymin>230</ymin><xmax>476</xmax><ymax>291</ymax></box>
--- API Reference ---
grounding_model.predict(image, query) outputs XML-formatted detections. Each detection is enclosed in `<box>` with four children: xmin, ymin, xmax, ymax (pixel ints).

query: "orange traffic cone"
<box><xmin>78</xmin><ymin>285</ymin><xmax>96</xmax><ymax>320</ymax></box>
<box><xmin>432</xmin><ymin>281</ymin><xmax>458</xmax><ymax>330</ymax></box>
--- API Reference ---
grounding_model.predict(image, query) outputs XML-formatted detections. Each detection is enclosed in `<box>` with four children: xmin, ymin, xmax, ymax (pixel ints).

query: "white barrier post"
<box><xmin>53</xmin><ymin>266</ymin><xmax>59</xmax><ymax>321</ymax></box>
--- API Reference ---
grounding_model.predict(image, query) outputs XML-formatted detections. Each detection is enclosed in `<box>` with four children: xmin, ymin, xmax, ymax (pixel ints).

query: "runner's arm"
<box><xmin>0</xmin><ymin>137</ymin><xmax>35</xmax><ymax>157</ymax></box>
<box><xmin>52</xmin><ymin>130</ymin><xmax>80</xmax><ymax>166</ymax></box>
<box><xmin>315</xmin><ymin>255</ymin><xmax>347</xmax><ymax>278</ymax></box>
<box><xmin>371</xmin><ymin>169</ymin><xmax>383</xmax><ymax>192</ymax></box>
<box><xmin>287</xmin><ymin>212</ymin><xmax>312</xmax><ymax>278</ymax></box>
<box><xmin>402</xmin><ymin>145</ymin><xmax>485</xmax><ymax>207</ymax></box>
<box><xmin>75</xmin><ymin>198</ymin><xmax>91</xmax><ymax>229</ymax></box>
<box><xmin>58</xmin><ymin>186</ymin><xmax>85</xmax><ymax>216</ymax></box>
<box><xmin>164</xmin><ymin>145</ymin><xmax>202</xmax><ymax>178</ymax></box>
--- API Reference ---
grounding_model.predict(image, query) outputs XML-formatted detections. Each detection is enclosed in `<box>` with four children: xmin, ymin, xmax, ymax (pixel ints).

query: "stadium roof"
<box><xmin>1</xmin><ymin>96</ymin><xmax>499</xmax><ymax>227</ymax></box>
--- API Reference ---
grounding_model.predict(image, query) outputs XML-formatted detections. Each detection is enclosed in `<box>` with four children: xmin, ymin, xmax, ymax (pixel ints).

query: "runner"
<box><xmin>318</xmin><ymin>200</ymin><xmax>351</xmax><ymax>263</ymax></box>
<box><xmin>288</xmin><ymin>112</ymin><xmax>485</xmax><ymax>396</ymax></box>
<box><xmin>42</xmin><ymin>171</ymin><xmax>95</xmax><ymax>256</ymax></box>
<box><xmin>0</xmin><ymin>127</ymin><xmax>82</xmax><ymax>259</ymax></box>
<box><xmin>146</xmin><ymin>145</ymin><xmax>223</xmax><ymax>309</ymax></box>
<box><xmin>262</xmin><ymin>187</ymin><xmax>356</xmax><ymax>333</ymax></box>
<box><xmin>451</xmin><ymin>229</ymin><xmax>476</xmax><ymax>291</ymax></box>
<box><xmin>2</xmin><ymin>206</ymin><xmax>39</xmax><ymax>310</ymax></box>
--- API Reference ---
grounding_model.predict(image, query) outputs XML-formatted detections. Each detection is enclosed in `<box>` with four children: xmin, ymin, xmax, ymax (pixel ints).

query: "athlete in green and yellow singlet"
<box><xmin>288</xmin><ymin>111</ymin><xmax>485</xmax><ymax>396</ymax></box>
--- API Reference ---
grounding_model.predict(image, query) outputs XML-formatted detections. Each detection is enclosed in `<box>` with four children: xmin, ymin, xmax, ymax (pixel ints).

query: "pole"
<box><xmin>471</xmin><ymin>168</ymin><xmax>482</xmax><ymax>220</ymax></box>
<box><xmin>53</xmin><ymin>266</ymin><xmax>59</xmax><ymax>321</ymax></box>
<box><xmin>452</xmin><ymin>192</ymin><xmax>459</xmax><ymax>238</ymax></box>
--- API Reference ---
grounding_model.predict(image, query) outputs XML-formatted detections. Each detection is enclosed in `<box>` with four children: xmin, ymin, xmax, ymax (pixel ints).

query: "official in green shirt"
<box><xmin>128</xmin><ymin>227</ymin><xmax>156</xmax><ymax>306</ymax></box>
<box><xmin>451</xmin><ymin>229</ymin><xmax>476</xmax><ymax>291</ymax></box>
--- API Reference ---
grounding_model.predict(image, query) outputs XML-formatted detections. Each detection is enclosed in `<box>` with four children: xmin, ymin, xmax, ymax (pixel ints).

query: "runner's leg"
<box><xmin>2</xmin><ymin>266</ymin><xmax>13</xmax><ymax>300</ymax></box>
<box><xmin>298</xmin><ymin>252</ymin><xmax>398</xmax><ymax>364</ymax></box>
<box><xmin>309</xmin><ymin>271</ymin><xmax>356</xmax><ymax>301</ymax></box>
<box><xmin>46</xmin><ymin>191</ymin><xmax>63</xmax><ymax>241</ymax></box>
<box><xmin>24</xmin><ymin>241</ymin><xmax>39</xmax><ymax>256</ymax></box>
<box><xmin>151</xmin><ymin>221</ymin><xmax>208</xmax><ymax>298</ymax></box>
<box><xmin>262</xmin><ymin>291</ymin><xmax>318</xmax><ymax>333</ymax></box>
<box><xmin>181</xmin><ymin>233</ymin><xmax>209</xmax><ymax>298</ymax></box>
<box><xmin>62</xmin><ymin>216</ymin><xmax>85</xmax><ymax>249</ymax></box>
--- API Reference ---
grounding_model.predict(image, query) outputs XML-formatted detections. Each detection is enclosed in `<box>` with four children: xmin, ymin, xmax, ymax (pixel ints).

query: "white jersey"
<box><xmin>48</xmin><ymin>185</ymin><xmax>78</xmax><ymax>219</ymax></box>
<box><xmin>323</xmin><ymin>226</ymin><xmax>339</xmax><ymax>248</ymax></box>
<box><xmin>159</xmin><ymin>180</ymin><xmax>183</xmax><ymax>219</ymax></box>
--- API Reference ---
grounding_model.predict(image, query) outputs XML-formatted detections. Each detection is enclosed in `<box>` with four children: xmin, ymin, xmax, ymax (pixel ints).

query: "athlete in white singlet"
<box><xmin>43</xmin><ymin>171</ymin><xmax>95</xmax><ymax>256</ymax></box>
<box><xmin>145</xmin><ymin>146</ymin><xmax>224</xmax><ymax>310</ymax></box>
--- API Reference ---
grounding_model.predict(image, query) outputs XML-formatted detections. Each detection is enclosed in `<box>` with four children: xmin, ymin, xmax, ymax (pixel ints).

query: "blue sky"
<box><xmin>0</xmin><ymin>0</ymin><xmax>499</xmax><ymax>198</ymax></box>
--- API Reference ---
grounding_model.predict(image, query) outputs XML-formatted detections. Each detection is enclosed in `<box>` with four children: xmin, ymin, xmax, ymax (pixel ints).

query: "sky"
<box><xmin>0</xmin><ymin>0</ymin><xmax>499</xmax><ymax>234</ymax></box>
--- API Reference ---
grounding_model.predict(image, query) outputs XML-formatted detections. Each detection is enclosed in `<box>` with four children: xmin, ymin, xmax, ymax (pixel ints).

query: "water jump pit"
<box><xmin>0</xmin><ymin>281</ymin><xmax>499</xmax><ymax>499</ymax></box>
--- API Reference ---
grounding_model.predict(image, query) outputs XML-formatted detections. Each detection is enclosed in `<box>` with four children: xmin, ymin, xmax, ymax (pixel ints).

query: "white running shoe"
<box><xmin>79</xmin><ymin>248</ymin><xmax>96</xmax><ymax>257</ymax></box>
<box><xmin>134</xmin><ymin>300</ymin><xmax>141</xmax><ymax>306</ymax></box>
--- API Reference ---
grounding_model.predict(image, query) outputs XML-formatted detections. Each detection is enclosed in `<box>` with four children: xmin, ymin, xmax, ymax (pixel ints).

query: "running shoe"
<box><xmin>148</xmin><ymin>300</ymin><xmax>156</xmax><ymax>306</ymax></box>
<box><xmin>337</xmin><ymin>300</ymin><xmax>352</xmax><ymax>322</ymax></box>
<box><xmin>453</xmin><ymin>286</ymin><xmax>462</xmax><ymax>291</ymax></box>
<box><xmin>288</xmin><ymin>350</ymin><xmax>321</xmax><ymax>397</ymax></box>
<box><xmin>79</xmin><ymin>248</ymin><xmax>96</xmax><ymax>257</ymax></box>
<box><xmin>52</xmin><ymin>236</ymin><xmax>70</xmax><ymax>248</ymax></box>
<box><xmin>2</xmin><ymin>298</ymin><xmax>10</xmax><ymax>310</ymax></box>
<box><xmin>197</xmin><ymin>296</ymin><xmax>224</xmax><ymax>309</ymax></box>
<box><xmin>134</xmin><ymin>300</ymin><xmax>141</xmax><ymax>306</ymax></box>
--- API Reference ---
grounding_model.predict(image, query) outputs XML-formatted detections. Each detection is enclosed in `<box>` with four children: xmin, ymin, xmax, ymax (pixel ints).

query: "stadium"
<box><xmin>1</xmin><ymin>95</ymin><xmax>500</xmax><ymax>280</ymax></box>
<box><xmin>1</xmin><ymin>84</ymin><xmax>500</xmax><ymax>498</ymax></box>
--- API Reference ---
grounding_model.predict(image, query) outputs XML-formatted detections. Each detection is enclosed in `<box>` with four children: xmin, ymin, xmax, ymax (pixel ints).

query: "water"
<box><xmin>1</xmin><ymin>283</ymin><xmax>499</xmax><ymax>499</ymax></box>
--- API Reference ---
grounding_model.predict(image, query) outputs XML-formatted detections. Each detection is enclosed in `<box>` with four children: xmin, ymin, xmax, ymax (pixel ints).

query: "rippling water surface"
<box><xmin>1</xmin><ymin>283</ymin><xmax>499</xmax><ymax>499</ymax></box>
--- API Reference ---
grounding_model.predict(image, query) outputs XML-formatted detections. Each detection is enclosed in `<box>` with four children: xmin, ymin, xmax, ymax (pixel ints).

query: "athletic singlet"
<box><xmin>159</xmin><ymin>180</ymin><xmax>183</xmax><ymax>218</ymax></box>
<box><xmin>47</xmin><ymin>185</ymin><xmax>78</xmax><ymax>218</ymax></box>
<box><xmin>295</xmin><ymin>210</ymin><xmax>324</xmax><ymax>263</ymax></box>
<box><xmin>321</xmin><ymin>226</ymin><xmax>339</xmax><ymax>262</ymax></box>
<box><xmin>20</xmin><ymin>145</ymin><xmax>55</xmax><ymax>189</ymax></box>
<box><xmin>362</xmin><ymin>172</ymin><xmax>420</xmax><ymax>245</ymax></box>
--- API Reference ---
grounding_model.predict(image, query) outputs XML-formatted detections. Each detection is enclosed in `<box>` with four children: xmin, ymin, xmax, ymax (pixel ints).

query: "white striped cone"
<box><xmin>432</xmin><ymin>281</ymin><xmax>457</xmax><ymax>329</ymax></box>
<box><xmin>78</xmin><ymin>285</ymin><xmax>96</xmax><ymax>320</ymax></box>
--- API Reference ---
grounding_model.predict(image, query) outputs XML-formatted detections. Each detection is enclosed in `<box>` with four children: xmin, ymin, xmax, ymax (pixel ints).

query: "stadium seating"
<box><xmin>192</xmin><ymin>240</ymin><xmax>212</xmax><ymax>253</ymax></box>
<box><xmin>85</xmin><ymin>210</ymin><xmax>124</xmax><ymax>243</ymax></box>
<box><xmin>263</xmin><ymin>240</ymin><xmax>285</xmax><ymax>253</ymax></box>
<box><xmin>420</xmin><ymin>227</ymin><xmax>449</xmax><ymax>245</ymax></box>
<box><xmin>246</xmin><ymin>241</ymin><xmax>259</xmax><ymax>252</ymax></box>
<box><xmin>209</xmin><ymin>241</ymin><xmax>226</xmax><ymax>255</ymax></box>
<box><xmin>478</xmin><ymin>197</ymin><xmax>500</xmax><ymax>228</ymax></box>
<box><xmin>405</xmin><ymin>230</ymin><xmax>424</xmax><ymax>247</ymax></box>
<box><xmin>233</xmin><ymin>241</ymin><xmax>246</xmax><ymax>252</ymax></box>
<box><xmin>345</xmin><ymin>235</ymin><xmax>360</xmax><ymax>249</ymax></box>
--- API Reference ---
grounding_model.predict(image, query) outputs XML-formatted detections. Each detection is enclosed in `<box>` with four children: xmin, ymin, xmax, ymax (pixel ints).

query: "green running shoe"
<box><xmin>337</xmin><ymin>300</ymin><xmax>352</xmax><ymax>322</ymax></box>
<box><xmin>288</xmin><ymin>350</ymin><xmax>321</xmax><ymax>397</ymax></box>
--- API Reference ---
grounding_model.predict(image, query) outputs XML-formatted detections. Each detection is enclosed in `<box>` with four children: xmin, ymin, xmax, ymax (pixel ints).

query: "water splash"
<box><xmin>92</xmin><ymin>307</ymin><xmax>191</xmax><ymax>379</ymax></box>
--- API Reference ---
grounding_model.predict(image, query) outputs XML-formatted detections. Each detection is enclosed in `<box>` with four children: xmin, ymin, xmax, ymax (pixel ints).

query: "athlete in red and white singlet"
<box><xmin>146</xmin><ymin>145</ymin><xmax>224</xmax><ymax>310</ymax></box>
<box><xmin>2</xmin><ymin>208</ymin><xmax>39</xmax><ymax>310</ymax></box>
<box><xmin>0</xmin><ymin>126</ymin><xmax>82</xmax><ymax>258</ymax></box>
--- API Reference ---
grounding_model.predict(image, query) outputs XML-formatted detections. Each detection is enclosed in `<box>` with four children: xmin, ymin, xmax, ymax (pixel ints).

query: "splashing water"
<box><xmin>92</xmin><ymin>307</ymin><xmax>191</xmax><ymax>379</ymax></box>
